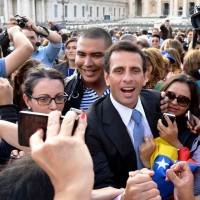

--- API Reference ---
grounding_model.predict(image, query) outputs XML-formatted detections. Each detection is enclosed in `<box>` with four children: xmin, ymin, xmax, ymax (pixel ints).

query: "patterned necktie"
<box><xmin>132</xmin><ymin>109</ymin><xmax>144</xmax><ymax>169</ymax></box>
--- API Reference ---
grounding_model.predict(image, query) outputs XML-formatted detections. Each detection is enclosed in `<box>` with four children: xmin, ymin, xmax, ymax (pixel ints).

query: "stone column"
<box><xmin>157</xmin><ymin>0</ymin><xmax>162</xmax><ymax>17</ymax></box>
<box><xmin>41</xmin><ymin>0</ymin><xmax>45</xmax><ymax>23</ymax></box>
<box><xmin>174</xmin><ymin>0</ymin><xmax>178</xmax><ymax>16</ymax></box>
<box><xmin>3</xmin><ymin>0</ymin><xmax>9</xmax><ymax>22</ymax></box>
<box><xmin>142</xmin><ymin>0</ymin><xmax>148</xmax><ymax>17</ymax></box>
<box><xmin>182</xmin><ymin>0</ymin><xmax>188</xmax><ymax>17</ymax></box>
<box><xmin>128</xmin><ymin>0</ymin><xmax>133</xmax><ymax>17</ymax></box>
<box><xmin>17</xmin><ymin>0</ymin><xmax>21</xmax><ymax>14</ymax></box>
<box><xmin>31</xmin><ymin>0</ymin><xmax>36</xmax><ymax>22</ymax></box>
<box><xmin>169</xmin><ymin>0</ymin><xmax>174</xmax><ymax>16</ymax></box>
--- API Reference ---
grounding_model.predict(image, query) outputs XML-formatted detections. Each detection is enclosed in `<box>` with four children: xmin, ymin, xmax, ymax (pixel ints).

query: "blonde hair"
<box><xmin>183</xmin><ymin>49</ymin><xmax>200</xmax><ymax>76</ymax></box>
<box><xmin>164</xmin><ymin>48</ymin><xmax>182</xmax><ymax>74</ymax></box>
<box><xmin>143</xmin><ymin>48</ymin><xmax>167</xmax><ymax>88</ymax></box>
<box><xmin>161</xmin><ymin>39</ymin><xmax>184</xmax><ymax>61</ymax></box>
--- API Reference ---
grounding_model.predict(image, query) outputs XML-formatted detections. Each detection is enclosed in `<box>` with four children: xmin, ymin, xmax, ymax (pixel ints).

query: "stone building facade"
<box><xmin>0</xmin><ymin>0</ymin><xmax>199</xmax><ymax>24</ymax></box>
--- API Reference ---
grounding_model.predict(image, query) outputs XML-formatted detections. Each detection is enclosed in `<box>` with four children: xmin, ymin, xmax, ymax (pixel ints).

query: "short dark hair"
<box><xmin>152</xmin><ymin>34</ymin><xmax>160</xmax><ymax>40</ymax></box>
<box><xmin>24</xmin><ymin>65</ymin><xmax>64</xmax><ymax>97</ymax></box>
<box><xmin>0</xmin><ymin>156</ymin><xmax>54</xmax><ymax>200</ymax></box>
<box><xmin>104</xmin><ymin>41</ymin><xmax>147</xmax><ymax>73</ymax></box>
<box><xmin>80</xmin><ymin>27</ymin><xmax>112</xmax><ymax>48</ymax></box>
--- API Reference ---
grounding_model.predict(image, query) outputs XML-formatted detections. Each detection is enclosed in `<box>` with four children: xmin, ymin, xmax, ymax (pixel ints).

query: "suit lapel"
<box><xmin>140</xmin><ymin>93</ymin><xmax>160</xmax><ymax>137</ymax></box>
<box><xmin>102</xmin><ymin>96</ymin><xmax>137</xmax><ymax>167</ymax></box>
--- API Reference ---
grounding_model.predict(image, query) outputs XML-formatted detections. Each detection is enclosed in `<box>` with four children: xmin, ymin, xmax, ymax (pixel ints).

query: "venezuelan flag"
<box><xmin>150</xmin><ymin>137</ymin><xmax>177</xmax><ymax>199</ymax></box>
<box><xmin>150</xmin><ymin>137</ymin><xmax>198</xmax><ymax>199</ymax></box>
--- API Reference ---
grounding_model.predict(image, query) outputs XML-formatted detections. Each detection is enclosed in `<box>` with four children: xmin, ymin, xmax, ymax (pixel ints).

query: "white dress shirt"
<box><xmin>110</xmin><ymin>94</ymin><xmax>153</xmax><ymax>200</ymax></box>
<box><xmin>110</xmin><ymin>94</ymin><xmax>153</xmax><ymax>145</ymax></box>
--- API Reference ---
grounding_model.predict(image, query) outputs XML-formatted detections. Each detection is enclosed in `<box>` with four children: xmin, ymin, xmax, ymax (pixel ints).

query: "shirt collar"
<box><xmin>110</xmin><ymin>94</ymin><xmax>146</xmax><ymax>126</ymax></box>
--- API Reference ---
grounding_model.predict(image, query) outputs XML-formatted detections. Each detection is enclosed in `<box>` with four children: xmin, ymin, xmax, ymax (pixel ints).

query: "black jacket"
<box><xmin>63</xmin><ymin>73</ymin><xmax>84</xmax><ymax>114</ymax></box>
<box><xmin>85</xmin><ymin>90</ymin><xmax>161</xmax><ymax>189</ymax></box>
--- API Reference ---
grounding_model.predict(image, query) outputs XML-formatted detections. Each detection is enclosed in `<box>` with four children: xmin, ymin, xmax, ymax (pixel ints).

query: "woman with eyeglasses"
<box><xmin>23</xmin><ymin>66</ymin><xmax>66</xmax><ymax>113</ymax></box>
<box><xmin>157</xmin><ymin>74</ymin><xmax>200</xmax><ymax>149</ymax></box>
<box><xmin>0</xmin><ymin>65</ymin><xmax>67</xmax><ymax>162</ymax></box>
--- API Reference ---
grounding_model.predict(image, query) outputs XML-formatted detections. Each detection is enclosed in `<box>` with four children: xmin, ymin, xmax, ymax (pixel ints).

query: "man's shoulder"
<box><xmin>87</xmin><ymin>95</ymin><xmax>109</xmax><ymax>117</ymax></box>
<box><xmin>141</xmin><ymin>89</ymin><xmax>160</xmax><ymax>100</ymax></box>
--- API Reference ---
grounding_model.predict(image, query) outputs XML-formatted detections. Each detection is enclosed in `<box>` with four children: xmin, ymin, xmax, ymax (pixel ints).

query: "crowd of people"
<box><xmin>0</xmin><ymin>16</ymin><xmax>200</xmax><ymax>200</ymax></box>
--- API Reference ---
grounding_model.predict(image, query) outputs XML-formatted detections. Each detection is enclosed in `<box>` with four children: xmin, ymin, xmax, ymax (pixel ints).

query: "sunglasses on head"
<box><xmin>165</xmin><ymin>91</ymin><xmax>191</xmax><ymax>107</ymax></box>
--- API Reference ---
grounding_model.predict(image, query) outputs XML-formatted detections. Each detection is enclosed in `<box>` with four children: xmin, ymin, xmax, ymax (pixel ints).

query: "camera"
<box><xmin>15</xmin><ymin>15</ymin><xmax>28</xmax><ymax>29</ymax></box>
<box><xmin>191</xmin><ymin>6</ymin><xmax>200</xmax><ymax>48</ymax></box>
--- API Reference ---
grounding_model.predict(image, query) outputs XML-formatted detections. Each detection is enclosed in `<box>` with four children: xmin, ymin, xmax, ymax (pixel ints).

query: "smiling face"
<box><xmin>166</xmin><ymin>82</ymin><xmax>191</xmax><ymax>116</ymax></box>
<box><xmin>23</xmin><ymin>78</ymin><xmax>65</xmax><ymax>114</ymax></box>
<box><xmin>75</xmin><ymin>37</ymin><xmax>107</xmax><ymax>87</ymax></box>
<box><xmin>105</xmin><ymin>51</ymin><xmax>145</xmax><ymax>108</ymax></box>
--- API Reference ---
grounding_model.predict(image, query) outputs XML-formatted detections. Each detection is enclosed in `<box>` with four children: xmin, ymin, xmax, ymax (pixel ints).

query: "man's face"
<box><xmin>105</xmin><ymin>51</ymin><xmax>145</xmax><ymax>108</ymax></box>
<box><xmin>75</xmin><ymin>37</ymin><xmax>107</xmax><ymax>87</ymax></box>
<box><xmin>22</xmin><ymin>29</ymin><xmax>38</xmax><ymax>50</ymax></box>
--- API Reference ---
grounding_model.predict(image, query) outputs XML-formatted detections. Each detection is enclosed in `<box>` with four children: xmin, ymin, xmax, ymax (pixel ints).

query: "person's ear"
<box><xmin>23</xmin><ymin>93</ymin><xmax>32</xmax><ymax>110</ymax></box>
<box><xmin>143</xmin><ymin>71</ymin><xmax>149</xmax><ymax>87</ymax></box>
<box><xmin>104</xmin><ymin>71</ymin><xmax>110</xmax><ymax>87</ymax></box>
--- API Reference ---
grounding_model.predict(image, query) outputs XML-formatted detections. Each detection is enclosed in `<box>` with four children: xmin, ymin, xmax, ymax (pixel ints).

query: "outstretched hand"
<box><xmin>30</xmin><ymin>110</ymin><xmax>94</xmax><ymax>200</ymax></box>
<box><xmin>166</xmin><ymin>161</ymin><xmax>195</xmax><ymax>200</ymax></box>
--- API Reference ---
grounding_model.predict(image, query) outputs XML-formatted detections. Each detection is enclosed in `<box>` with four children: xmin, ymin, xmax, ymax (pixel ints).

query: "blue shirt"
<box><xmin>0</xmin><ymin>58</ymin><xmax>6</xmax><ymax>77</ymax></box>
<box><xmin>32</xmin><ymin>42</ymin><xmax>61</xmax><ymax>67</ymax></box>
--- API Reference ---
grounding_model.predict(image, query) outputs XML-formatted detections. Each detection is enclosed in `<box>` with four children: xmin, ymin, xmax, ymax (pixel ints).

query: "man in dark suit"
<box><xmin>86</xmin><ymin>41</ymin><xmax>162</xmax><ymax>199</ymax></box>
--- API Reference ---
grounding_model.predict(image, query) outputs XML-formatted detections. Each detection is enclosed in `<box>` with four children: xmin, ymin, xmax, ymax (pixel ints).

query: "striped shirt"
<box><xmin>79</xmin><ymin>87</ymin><xmax>110</xmax><ymax>111</ymax></box>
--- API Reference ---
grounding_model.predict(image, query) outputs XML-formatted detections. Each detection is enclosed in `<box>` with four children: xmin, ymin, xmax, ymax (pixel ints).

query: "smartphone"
<box><xmin>18</xmin><ymin>111</ymin><xmax>55</xmax><ymax>146</ymax></box>
<box><xmin>161</xmin><ymin>112</ymin><xmax>176</xmax><ymax>127</ymax></box>
<box><xmin>187</xmin><ymin>110</ymin><xmax>195</xmax><ymax>128</ymax></box>
<box><xmin>18</xmin><ymin>108</ymin><xmax>82</xmax><ymax>147</ymax></box>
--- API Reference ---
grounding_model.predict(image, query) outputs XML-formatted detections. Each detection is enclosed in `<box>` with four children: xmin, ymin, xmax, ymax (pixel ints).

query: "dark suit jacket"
<box><xmin>85</xmin><ymin>89</ymin><xmax>161</xmax><ymax>189</ymax></box>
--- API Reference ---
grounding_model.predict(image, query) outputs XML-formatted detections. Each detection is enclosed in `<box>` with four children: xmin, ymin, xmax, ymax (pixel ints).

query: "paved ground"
<box><xmin>65</xmin><ymin>16</ymin><xmax>193</xmax><ymax>31</ymax></box>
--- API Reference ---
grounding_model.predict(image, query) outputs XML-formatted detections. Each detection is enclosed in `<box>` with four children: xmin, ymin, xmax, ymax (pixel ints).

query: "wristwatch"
<box><xmin>36</xmin><ymin>26</ymin><xmax>50</xmax><ymax>37</ymax></box>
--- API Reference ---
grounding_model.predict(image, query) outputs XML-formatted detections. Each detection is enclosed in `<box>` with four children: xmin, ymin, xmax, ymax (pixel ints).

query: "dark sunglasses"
<box><xmin>165</xmin><ymin>91</ymin><xmax>191</xmax><ymax>107</ymax></box>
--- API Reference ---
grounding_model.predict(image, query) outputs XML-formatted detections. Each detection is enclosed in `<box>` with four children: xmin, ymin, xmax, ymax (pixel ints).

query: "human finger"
<box><xmin>129</xmin><ymin>170</ymin><xmax>140</xmax><ymax>177</ymax></box>
<box><xmin>59</xmin><ymin>110</ymin><xmax>77</xmax><ymax>137</ymax></box>
<box><xmin>46</xmin><ymin>110</ymin><xmax>61</xmax><ymax>138</ymax></box>
<box><xmin>139</xmin><ymin>168</ymin><xmax>154</xmax><ymax>176</ymax></box>
<box><xmin>166</xmin><ymin>168</ymin><xmax>180</xmax><ymax>184</ymax></box>
<box><xmin>30</xmin><ymin>129</ymin><xmax>45</xmax><ymax>151</ymax></box>
<box><xmin>10</xmin><ymin>149</ymin><xmax>20</xmax><ymax>159</ymax></box>
<box><xmin>19</xmin><ymin>151</ymin><xmax>25</xmax><ymax>157</ymax></box>
<box><xmin>73</xmin><ymin>112</ymin><xmax>87</xmax><ymax>140</ymax></box>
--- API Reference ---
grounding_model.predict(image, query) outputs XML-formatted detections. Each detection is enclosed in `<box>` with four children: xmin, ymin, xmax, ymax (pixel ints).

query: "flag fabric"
<box><xmin>150</xmin><ymin>137</ymin><xmax>198</xmax><ymax>199</ymax></box>
<box><xmin>150</xmin><ymin>137</ymin><xmax>178</xmax><ymax>199</ymax></box>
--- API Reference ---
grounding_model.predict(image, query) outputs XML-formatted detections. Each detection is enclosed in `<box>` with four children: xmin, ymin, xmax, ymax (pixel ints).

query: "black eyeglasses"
<box><xmin>28</xmin><ymin>93</ymin><xmax>68</xmax><ymax>105</ymax></box>
<box><xmin>165</xmin><ymin>91</ymin><xmax>191</xmax><ymax>107</ymax></box>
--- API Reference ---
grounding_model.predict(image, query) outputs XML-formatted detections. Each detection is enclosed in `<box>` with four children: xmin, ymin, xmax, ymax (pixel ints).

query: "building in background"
<box><xmin>0</xmin><ymin>0</ymin><xmax>199</xmax><ymax>24</ymax></box>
